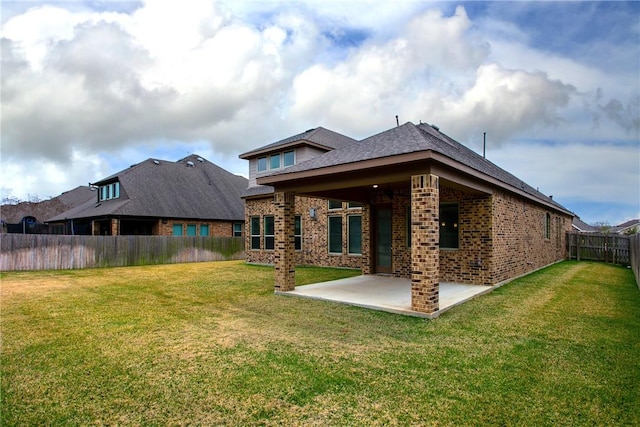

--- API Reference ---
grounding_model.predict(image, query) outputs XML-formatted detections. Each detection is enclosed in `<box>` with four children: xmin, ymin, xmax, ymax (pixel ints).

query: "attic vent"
<box><xmin>196</xmin><ymin>157</ymin><xmax>204</xmax><ymax>163</ymax></box>
<box><xmin>153</xmin><ymin>160</ymin><xmax>160</xmax><ymax>165</ymax></box>
<box><xmin>186</xmin><ymin>161</ymin><xmax>195</xmax><ymax>167</ymax></box>
<box><xmin>430</xmin><ymin>124</ymin><xmax>440</xmax><ymax>131</ymax></box>
<box><xmin>305</xmin><ymin>128</ymin><xmax>315</xmax><ymax>133</ymax></box>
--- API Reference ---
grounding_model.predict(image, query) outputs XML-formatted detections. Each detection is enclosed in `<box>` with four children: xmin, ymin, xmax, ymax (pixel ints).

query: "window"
<box><xmin>348</xmin><ymin>215</ymin><xmax>362</xmax><ymax>255</ymax></box>
<box><xmin>172</xmin><ymin>224</ymin><xmax>183</xmax><ymax>236</ymax></box>
<box><xmin>328</xmin><ymin>216</ymin><xmax>343</xmax><ymax>254</ymax></box>
<box><xmin>270</xmin><ymin>154</ymin><xmax>281</xmax><ymax>170</ymax></box>
<box><xmin>328</xmin><ymin>200</ymin><xmax>342</xmax><ymax>210</ymax></box>
<box><xmin>257</xmin><ymin>157</ymin><xmax>267</xmax><ymax>172</ymax></box>
<box><xmin>99</xmin><ymin>182</ymin><xmax>121</xmax><ymax>201</ymax></box>
<box><xmin>233</xmin><ymin>223</ymin><xmax>242</xmax><ymax>237</ymax></box>
<box><xmin>545</xmin><ymin>213</ymin><xmax>551</xmax><ymax>239</ymax></box>
<box><xmin>264</xmin><ymin>216</ymin><xmax>275</xmax><ymax>250</ymax></box>
<box><xmin>200</xmin><ymin>224</ymin><xmax>209</xmax><ymax>236</ymax></box>
<box><xmin>250</xmin><ymin>216</ymin><xmax>260</xmax><ymax>249</ymax></box>
<box><xmin>440</xmin><ymin>203</ymin><xmax>459</xmax><ymax>249</ymax></box>
<box><xmin>186</xmin><ymin>224</ymin><xmax>197</xmax><ymax>236</ymax></box>
<box><xmin>348</xmin><ymin>202</ymin><xmax>362</xmax><ymax>209</ymax></box>
<box><xmin>284</xmin><ymin>150</ymin><xmax>295</xmax><ymax>167</ymax></box>
<box><xmin>294</xmin><ymin>215</ymin><xmax>302</xmax><ymax>250</ymax></box>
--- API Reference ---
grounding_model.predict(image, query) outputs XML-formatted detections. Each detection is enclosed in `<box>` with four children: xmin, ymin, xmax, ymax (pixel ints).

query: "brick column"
<box><xmin>111</xmin><ymin>218</ymin><xmax>119</xmax><ymax>236</ymax></box>
<box><xmin>411</xmin><ymin>174</ymin><xmax>439</xmax><ymax>313</ymax></box>
<box><xmin>361</xmin><ymin>203</ymin><xmax>372</xmax><ymax>275</ymax></box>
<box><xmin>274</xmin><ymin>192</ymin><xmax>296</xmax><ymax>291</ymax></box>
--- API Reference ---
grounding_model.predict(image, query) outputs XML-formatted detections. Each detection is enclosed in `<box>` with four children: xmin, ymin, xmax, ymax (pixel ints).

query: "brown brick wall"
<box><xmin>438</xmin><ymin>187</ymin><xmax>494</xmax><ymax>286</ymax></box>
<box><xmin>245</xmin><ymin>183</ymin><xmax>571</xmax><ymax>287</ymax></box>
<box><xmin>245</xmin><ymin>195</ymin><xmax>364</xmax><ymax>269</ymax></box>
<box><xmin>491</xmin><ymin>190</ymin><xmax>571</xmax><ymax>283</ymax></box>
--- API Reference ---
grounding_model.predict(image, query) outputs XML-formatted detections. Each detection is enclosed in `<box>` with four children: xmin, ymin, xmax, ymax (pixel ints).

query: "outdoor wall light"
<box><xmin>309</xmin><ymin>208</ymin><xmax>317</xmax><ymax>220</ymax></box>
<box><xmin>373</xmin><ymin>184</ymin><xmax>378</xmax><ymax>188</ymax></box>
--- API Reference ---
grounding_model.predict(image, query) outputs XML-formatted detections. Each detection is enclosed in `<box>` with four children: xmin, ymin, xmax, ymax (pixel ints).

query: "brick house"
<box><xmin>47</xmin><ymin>154</ymin><xmax>247</xmax><ymax>236</ymax></box>
<box><xmin>240</xmin><ymin>122</ymin><xmax>574</xmax><ymax>315</ymax></box>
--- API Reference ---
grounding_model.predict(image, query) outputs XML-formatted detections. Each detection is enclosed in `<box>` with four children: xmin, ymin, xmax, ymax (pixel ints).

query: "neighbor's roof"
<box><xmin>611</xmin><ymin>219</ymin><xmax>640</xmax><ymax>233</ymax></box>
<box><xmin>239</xmin><ymin>127</ymin><xmax>357</xmax><ymax>159</ymax></box>
<box><xmin>47</xmin><ymin>155</ymin><xmax>247</xmax><ymax>222</ymax></box>
<box><xmin>572</xmin><ymin>217</ymin><xmax>597</xmax><ymax>232</ymax></box>
<box><xmin>260</xmin><ymin>122</ymin><xmax>572</xmax><ymax>215</ymax></box>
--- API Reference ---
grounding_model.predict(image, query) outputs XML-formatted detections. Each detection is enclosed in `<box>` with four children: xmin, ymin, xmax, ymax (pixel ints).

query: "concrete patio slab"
<box><xmin>277</xmin><ymin>275</ymin><xmax>493</xmax><ymax>318</ymax></box>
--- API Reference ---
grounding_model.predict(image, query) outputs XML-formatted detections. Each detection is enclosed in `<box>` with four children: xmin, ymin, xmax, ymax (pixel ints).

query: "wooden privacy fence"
<box><xmin>0</xmin><ymin>234</ymin><xmax>245</xmax><ymax>271</ymax></box>
<box><xmin>566</xmin><ymin>232</ymin><xmax>631</xmax><ymax>266</ymax></box>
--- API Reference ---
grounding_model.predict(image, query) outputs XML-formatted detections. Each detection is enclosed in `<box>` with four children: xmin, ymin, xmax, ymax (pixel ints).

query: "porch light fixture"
<box><xmin>373</xmin><ymin>184</ymin><xmax>378</xmax><ymax>188</ymax></box>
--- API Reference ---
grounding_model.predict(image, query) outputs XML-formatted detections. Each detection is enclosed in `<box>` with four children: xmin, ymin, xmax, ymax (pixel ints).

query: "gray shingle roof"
<box><xmin>239</xmin><ymin>127</ymin><xmax>356</xmax><ymax>159</ymax></box>
<box><xmin>263</xmin><ymin>122</ymin><xmax>571</xmax><ymax>214</ymax></box>
<box><xmin>47</xmin><ymin>155</ymin><xmax>247</xmax><ymax>222</ymax></box>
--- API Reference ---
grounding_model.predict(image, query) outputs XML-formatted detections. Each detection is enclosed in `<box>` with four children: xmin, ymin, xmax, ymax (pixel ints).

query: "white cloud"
<box><xmin>0</xmin><ymin>1</ymin><xmax>638</xmax><ymax>225</ymax></box>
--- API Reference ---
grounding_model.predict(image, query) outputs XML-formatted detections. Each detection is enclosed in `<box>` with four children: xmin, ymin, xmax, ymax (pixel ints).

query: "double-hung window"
<box><xmin>250</xmin><ymin>216</ymin><xmax>260</xmax><ymax>249</ymax></box>
<box><xmin>328</xmin><ymin>216</ymin><xmax>343</xmax><ymax>254</ymax></box>
<box><xmin>233</xmin><ymin>223</ymin><xmax>242</xmax><ymax>237</ymax></box>
<box><xmin>439</xmin><ymin>203</ymin><xmax>459</xmax><ymax>249</ymax></box>
<box><xmin>264</xmin><ymin>216</ymin><xmax>275</xmax><ymax>250</ymax></box>
<box><xmin>348</xmin><ymin>215</ymin><xmax>362</xmax><ymax>255</ymax></box>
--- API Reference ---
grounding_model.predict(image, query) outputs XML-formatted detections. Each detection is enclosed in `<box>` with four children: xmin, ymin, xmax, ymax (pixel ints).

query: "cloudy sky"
<box><xmin>2</xmin><ymin>0</ymin><xmax>638</xmax><ymax>225</ymax></box>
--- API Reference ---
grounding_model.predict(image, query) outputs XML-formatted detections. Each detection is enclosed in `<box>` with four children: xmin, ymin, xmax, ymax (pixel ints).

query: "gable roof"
<box><xmin>611</xmin><ymin>219</ymin><xmax>640</xmax><ymax>234</ymax></box>
<box><xmin>239</xmin><ymin>127</ymin><xmax>357</xmax><ymax>159</ymax></box>
<box><xmin>47</xmin><ymin>155</ymin><xmax>247</xmax><ymax>222</ymax></box>
<box><xmin>259</xmin><ymin>122</ymin><xmax>572</xmax><ymax>215</ymax></box>
<box><xmin>572</xmin><ymin>217</ymin><xmax>597</xmax><ymax>232</ymax></box>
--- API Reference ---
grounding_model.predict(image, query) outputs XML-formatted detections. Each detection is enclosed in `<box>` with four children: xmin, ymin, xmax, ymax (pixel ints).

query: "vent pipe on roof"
<box><xmin>483</xmin><ymin>132</ymin><xmax>486</xmax><ymax>158</ymax></box>
<box><xmin>396</xmin><ymin>115</ymin><xmax>399</xmax><ymax>127</ymax></box>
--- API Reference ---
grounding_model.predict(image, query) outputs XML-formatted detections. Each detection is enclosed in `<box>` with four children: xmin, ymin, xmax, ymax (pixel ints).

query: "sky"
<box><xmin>1</xmin><ymin>0</ymin><xmax>638</xmax><ymax>226</ymax></box>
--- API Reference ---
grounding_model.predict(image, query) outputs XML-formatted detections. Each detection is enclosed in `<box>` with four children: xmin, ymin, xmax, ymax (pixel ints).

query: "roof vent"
<box><xmin>196</xmin><ymin>157</ymin><xmax>204</xmax><ymax>163</ymax></box>
<box><xmin>430</xmin><ymin>124</ymin><xmax>440</xmax><ymax>131</ymax></box>
<box><xmin>186</xmin><ymin>161</ymin><xmax>195</xmax><ymax>167</ymax></box>
<box><xmin>153</xmin><ymin>160</ymin><xmax>160</xmax><ymax>165</ymax></box>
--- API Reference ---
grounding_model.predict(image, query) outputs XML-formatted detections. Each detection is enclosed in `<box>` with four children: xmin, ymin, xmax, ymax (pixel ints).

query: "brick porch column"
<box><xmin>411</xmin><ymin>174</ymin><xmax>439</xmax><ymax>313</ymax></box>
<box><xmin>274</xmin><ymin>192</ymin><xmax>296</xmax><ymax>292</ymax></box>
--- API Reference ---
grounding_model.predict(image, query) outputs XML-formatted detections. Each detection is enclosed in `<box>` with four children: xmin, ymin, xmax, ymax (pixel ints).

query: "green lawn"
<box><xmin>1</xmin><ymin>260</ymin><xmax>639</xmax><ymax>426</ymax></box>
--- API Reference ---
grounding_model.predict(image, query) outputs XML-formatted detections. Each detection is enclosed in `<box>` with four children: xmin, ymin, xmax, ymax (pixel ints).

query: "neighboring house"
<box><xmin>611</xmin><ymin>219</ymin><xmax>640</xmax><ymax>235</ymax></box>
<box><xmin>1</xmin><ymin>186</ymin><xmax>95</xmax><ymax>234</ymax></box>
<box><xmin>240</xmin><ymin>122</ymin><xmax>574</xmax><ymax>315</ymax></box>
<box><xmin>572</xmin><ymin>216</ymin><xmax>597</xmax><ymax>233</ymax></box>
<box><xmin>47</xmin><ymin>155</ymin><xmax>247</xmax><ymax>236</ymax></box>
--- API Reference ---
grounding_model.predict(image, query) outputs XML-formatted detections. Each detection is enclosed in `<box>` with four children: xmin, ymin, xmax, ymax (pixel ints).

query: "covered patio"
<box><xmin>278</xmin><ymin>275</ymin><xmax>493</xmax><ymax>319</ymax></box>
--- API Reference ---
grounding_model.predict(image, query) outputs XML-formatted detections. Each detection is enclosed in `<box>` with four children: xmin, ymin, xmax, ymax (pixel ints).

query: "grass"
<box><xmin>1</xmin><ymin>260</ymin><xmax>639</xmax><ymax>426</ymax></box>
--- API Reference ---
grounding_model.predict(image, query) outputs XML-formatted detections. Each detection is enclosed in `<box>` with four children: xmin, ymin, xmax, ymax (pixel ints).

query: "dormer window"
<box><xmin>256</xmin><ymin>149</ymin><xmax>296</xmax><ymax>173</ymax></box>
<box><xmin>284</xmin><ymin>150</ymin><xmax>295</xmax><ymax>167</ymax></box>
<box><xmin>270</xmin><ymin>153</ymin><xmax>281</xmax><ymax>169</ymax></box>
<box><xmin>99</xmin><ymin>182</ymin><xmax>120</xmax><ymax>201</ymax></box>
<box><xmin>257</xmin><ymin>157</ymin><xmax>267</xmax><ymax>172</ymax></box>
